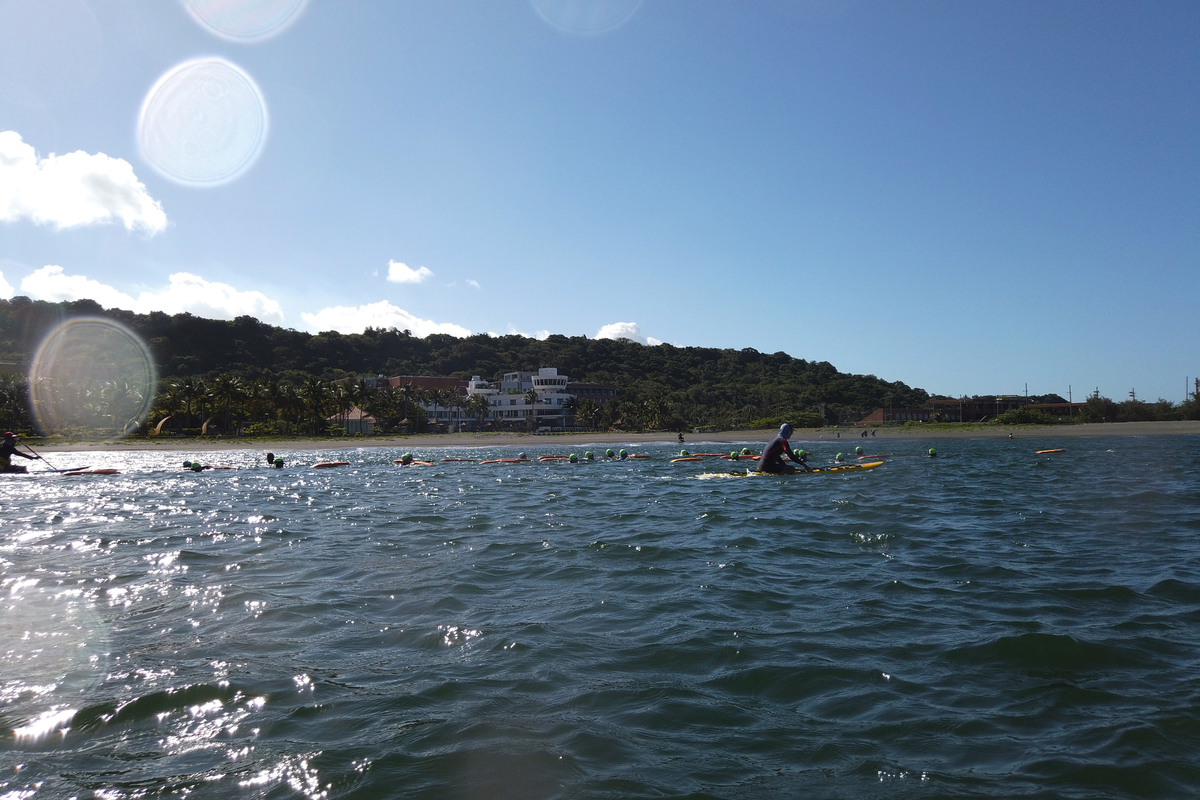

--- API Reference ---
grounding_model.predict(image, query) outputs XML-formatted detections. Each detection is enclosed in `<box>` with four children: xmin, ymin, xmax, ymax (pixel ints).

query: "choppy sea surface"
<box><xmin>3</xmin><ymin>435</ymin><xmax>1199</xmax><ymax>799</ymax></box>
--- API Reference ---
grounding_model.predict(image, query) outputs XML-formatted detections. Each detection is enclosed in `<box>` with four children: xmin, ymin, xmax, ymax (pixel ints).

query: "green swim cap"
<box><xmin>797</xmin><ymin>449</ymin><xmax>807</xmax><ymax>459</ymax></box>
<box><xmin>680</xmin><ymin>449</ymin><xmax>689</xmax><ymax>457</ymax></box>
<box><xmin>730</xmin><ymin>450</ymin><xmax>739</xmax><ymax>459</ymax></box>
<box><xmin>836</xmin><ymin>452</ymin><xmax>844</xmax><ymax>460</ymax></box>
<box><xmin>619</xmin><ymin>449</ymin><xmax>628</xmax><ymax>456</ymax></box>
<box><xmin>569</xmin><ymin>453</ymin><xmax>578</xmax><ymax>463</ymax></box>
<box><xmin>606</xmin><ymin>449</ymin><xmax>614</xmax><ymax>457</ymax></box>
<box><xmin>741</xmin><ymin>447</ymin><xmax>751</xmax><ymax>455</ymax></box>
<box><xmin>929</xmin><ymin>448</ymin><xmax>938</xmax><ymax>456</ymax></box>
<box><xmin>855</xmin><ymin>446</ymin><xmax>863</xmax><ymax>454</ymax></box>
<box><xmin>585</xmin><ymin>451</ymin><xmax>594</xmax><ymax>460</ymax></box>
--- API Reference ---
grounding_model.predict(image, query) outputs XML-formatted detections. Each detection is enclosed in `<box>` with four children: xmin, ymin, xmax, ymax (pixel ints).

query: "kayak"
<box><xmin>1036</xmin><ymin>449</ymin><xmax>1065</xmax><ymax>454</ymax></box>
<box><xmin>441</xmin><ymin>458</ymin><xmax>475</xmax><ymax>462</ymax></box>
<box><xmin>479</xmin><ymin>458</ymin><xmax>528</xmax><ymax>465</ymax></box>
<box><xmin>313</xmin><ymin>461</ymin><xmax>350</xmax><ymax>469</ymax></box>
<box><xmin>3</xmin><ymin>466</ymin><xmax>116</xmax><ymax>476</ymax></box>
<box><xmin>670</xmin><ymin>457</ymin><xmax>703</xmax><ymax>463</ymax></box>
<box><xmin>698</xmin><ymin>461</ymin><xmax>884</xmax><ymax>479</ymax></box>
<box><xmin>538</xmin><ymin>455</ymin><xmax>570</xmax><ymax>461</ymax></box>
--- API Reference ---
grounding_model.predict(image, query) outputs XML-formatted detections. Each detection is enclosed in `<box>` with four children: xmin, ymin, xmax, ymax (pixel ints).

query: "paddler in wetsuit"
<box><xmin>756</xmin><ymin>423</ymin><xmax>810</xmax><ymax>474</ymax></box>
<box><xmin>1</xmin><ymin>431</ymin><xmax>37</xmax><ymax>473</ymax></box>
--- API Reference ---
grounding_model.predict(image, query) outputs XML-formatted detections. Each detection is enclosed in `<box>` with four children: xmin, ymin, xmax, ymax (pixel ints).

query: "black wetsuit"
<box><xmin>0</xmin><ymin>438</ymin><xmax>35</xmax><ymax>472</ymax></box>
<box><xmin>757</xmin><ymin>434</ymin><xmax>805</xmax><ymax>474</ymax></box>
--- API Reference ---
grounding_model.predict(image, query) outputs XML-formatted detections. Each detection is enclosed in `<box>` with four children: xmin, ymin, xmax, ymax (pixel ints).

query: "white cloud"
<box><xmin>386</xmin><ymin>260</ymin><xmax>433</xmax><ymax>284</ymax></box>
<box><xmin>597</xmin><ymin>321</ymin><xmax>647</xmax><ymax>343</ymax></box>
<box><xmin>22</xmin><ymin>265</ymin><xmax>136</xmax><ymax>309</ymax></box>
<box><xmin>301</xmin><ymin>300</ymin><xmax>470</xmax><ymax>337</ymax></box>
<box><xmin>0</xmin><ymin>271</ymin><xmax>12</xmax><ymax>299</ymax></box>
<box><xmin>19</xmin><ymin>265</ymin><xmax>284</xmax><ymax>324</ymax></box>
<box><xmin>0</xmin><ymin>131</ymin><xmax>167</xmax><ymax>234</ymax></box>
<box><xmin>486</xmin><ymin>325</ymin><xmax>550</xmax><ymax>340</ymax></box>
<box><xmin>646</xmin><ymin>336</ymin><xmax>664</xmax><ymax>346</ymax></box>
<box><xmin>466</xmin><ymin>279</ymin><xmax>481</xmax><ymax>289</ymax></box>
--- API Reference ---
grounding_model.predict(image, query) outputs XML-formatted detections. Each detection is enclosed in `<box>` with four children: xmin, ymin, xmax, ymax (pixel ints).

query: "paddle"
<box><xmin>21</xmin><ymin>443</ymin><xmax>87</xmax><ymax>473</ymax></box>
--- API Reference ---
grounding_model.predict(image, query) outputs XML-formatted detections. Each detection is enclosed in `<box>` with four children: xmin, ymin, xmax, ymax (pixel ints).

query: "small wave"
<box><xmin>945</xmin><ymin>632</ymin><xmax>1146</xmax><ymax>673</ymax></box>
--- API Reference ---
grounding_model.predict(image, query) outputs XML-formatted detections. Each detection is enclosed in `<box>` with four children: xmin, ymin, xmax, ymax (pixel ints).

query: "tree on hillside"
<box><xmin>577</xmin><ymin>398</ymin><xmax>601</xmax><ymax>431</ymax></box>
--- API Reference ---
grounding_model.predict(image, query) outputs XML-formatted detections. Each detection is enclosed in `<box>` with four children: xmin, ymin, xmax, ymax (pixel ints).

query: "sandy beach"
<box><xmin>26</xmin><ymin>420</ymin><xmax>1200</xmax><ymax>453</ymax></box>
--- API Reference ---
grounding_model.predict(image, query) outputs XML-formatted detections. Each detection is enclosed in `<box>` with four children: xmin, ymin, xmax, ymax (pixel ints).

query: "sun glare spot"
<box><xmin>180</xmin><ymin>0</ymin><xmax>309</xmax><ymax>44</ymax></box>
<box><xmin>28</xmin><ymin>317</ymin><xmax>157</xmax><ymax>439</ymax></box>
<box><xmin>138</xmin><ymin>57</ymin><xmax>269</xmax><ymax>187</ymax></box>
<box><xmin>530</xmin><ymin>0</ymin><xmax>642</xmax><ymax>35</ymax></box>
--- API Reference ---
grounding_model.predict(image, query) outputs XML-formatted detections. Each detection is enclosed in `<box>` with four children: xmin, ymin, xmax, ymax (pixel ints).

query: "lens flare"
<box><xmin>530</xmin><ymin>0</ymin><xmax>642</xmax><ymax>36</ymax></box>
<box><xmin>138</xmin><ymin>57</ymin><xmax>268</xmax><ymax>187</ymax></box>
<box><xmin>179</xmin><ymin>0</ymin><xmax>310</xmax><ymax>44</ymax></box>
<box><xmin>28</xmin><ymin>317</ymin><xmax>157</xmax><ymax>439</ymax></box>
<box><xmin>2</xmin><ymin>581</ymin><xmax>109</xmax><ymax>743</ymax></box>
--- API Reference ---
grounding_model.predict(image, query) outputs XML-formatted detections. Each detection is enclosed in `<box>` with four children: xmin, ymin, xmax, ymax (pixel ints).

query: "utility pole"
<box><xmin>1129</xmin><ymin>388</ymin><xmax>1136</xmax><ymax>401</ymax></box>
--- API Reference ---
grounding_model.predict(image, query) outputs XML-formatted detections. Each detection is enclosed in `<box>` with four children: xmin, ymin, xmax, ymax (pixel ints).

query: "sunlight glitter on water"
<box><xmin>2</xmin><ymin>438</ymin><xmax>1200</xmax><ymax>797</ymax></box>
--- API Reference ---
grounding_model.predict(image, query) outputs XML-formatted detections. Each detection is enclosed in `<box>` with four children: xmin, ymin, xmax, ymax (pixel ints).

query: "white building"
<box><xmin>467</xmin><ymin>367</ymin><xmax>574</xmax><ymax>429</ymax></box>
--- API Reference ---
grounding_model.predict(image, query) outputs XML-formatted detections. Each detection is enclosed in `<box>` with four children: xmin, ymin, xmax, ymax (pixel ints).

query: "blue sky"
<box><xmin>1</xmin><ymin>0</ymin><xmax>1196</xmax><ymax>402</ymax></box>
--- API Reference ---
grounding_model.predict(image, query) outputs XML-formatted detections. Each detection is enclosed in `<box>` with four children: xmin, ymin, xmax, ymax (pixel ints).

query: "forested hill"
<box><xmin>0</xmin><ymin>296</ymin><xmax>928</xmax><ymax>426</ymax></box>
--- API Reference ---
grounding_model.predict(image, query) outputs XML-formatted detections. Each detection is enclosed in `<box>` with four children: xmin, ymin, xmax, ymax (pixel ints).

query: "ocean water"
<box><xmin>3</xmin><ymin>435</ymin><xmax>1199</xmax><ymax>799</ymax></box>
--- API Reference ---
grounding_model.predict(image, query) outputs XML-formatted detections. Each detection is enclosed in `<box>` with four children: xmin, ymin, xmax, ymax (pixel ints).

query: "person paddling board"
<box><xmin>1</xmin><ymin>432</ymin><xmax>36</xmax><ymax>473</ymax></box>
<box><xmin>756</xmin><ymin>423</ymin><xmax>810</xmax><ymax>474</ymax></box>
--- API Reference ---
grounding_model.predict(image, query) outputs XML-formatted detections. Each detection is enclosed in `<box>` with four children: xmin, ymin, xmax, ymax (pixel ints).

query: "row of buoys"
<box><xmin>179</xmin><ymin>443</ymin><xmax>1051</xmax><ymax>471</ymax></box>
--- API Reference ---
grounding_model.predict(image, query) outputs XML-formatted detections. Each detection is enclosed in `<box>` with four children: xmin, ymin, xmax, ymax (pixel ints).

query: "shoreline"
<box><xmin>25</xmin><ymin>420</ymin><xmax>1200</xmax><ymax>453</ymax></box>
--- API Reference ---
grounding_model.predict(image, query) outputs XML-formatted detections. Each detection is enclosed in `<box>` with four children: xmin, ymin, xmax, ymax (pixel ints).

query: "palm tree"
<box><xmin>444</xmin><ymin>387</ymin><xmax>463</xmax><ymax>432</ymax></box>
<box><xmin>524</xmin><ymin>388</ymin><xmax>539</xmax><ymax>432</ymax></box>
<box><xmin>208</xmin><ymin>373</ymin><xmax>244</xmax><ymax>435</ymax></box>
<box><xmin>577</xmin><ymin>398</ymin><xmax>601</xmax><ymax>431</ymax></box>
<box><xmin>299</xmin><ymin>376</ymin><xmax>328</xmax><ymax>435</ymax></box>
<box><xmin>330</xmin><ymin>382</ymin><xmax>352</xmax><ymax>433</ymax></box>
<box><xmin>176</xmin><ymin>376</ymin><xmax>205</xmax><ymax>434</ymax></box>
<box><xmin>465</xmin><ymin>392</ymin><xmax>491</xmax><ymax>431</ymax></box>
<box><xmin>564</xmin><ymin>395</ymin><xmax>579</xmax><ymax>429</ymax></box>
<box><xmin>399</xmin><ymin>382</ymin><xmax>419</xmax><ymax>432</ymax></box>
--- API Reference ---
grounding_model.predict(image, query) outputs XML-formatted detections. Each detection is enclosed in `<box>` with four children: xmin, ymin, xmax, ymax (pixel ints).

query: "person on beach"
<box><xmin>757</xmin><ymin>423</ymin><xmax>810</xmax><ymax>474</ymax></box>
<box><xmin>1</xmin><ymin>431</ymin><xmax>36</xmax><ymax>473</ymax></box>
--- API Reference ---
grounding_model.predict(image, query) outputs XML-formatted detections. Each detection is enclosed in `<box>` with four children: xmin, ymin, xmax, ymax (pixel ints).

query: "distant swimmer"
<box><xmin>678</xmin><ymin>432</ymin><xmax>685</xmax><ymax>444</ymax></box>
<box><xmin>756</xmin><ymin>423</ymin><xmax>810</xmax><ymax>474</ymax></box>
